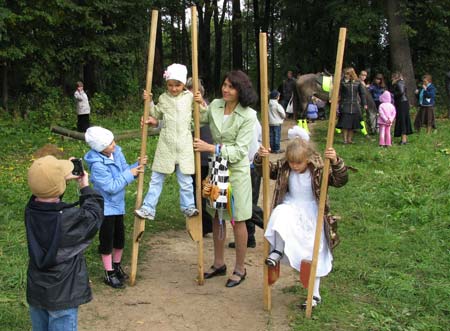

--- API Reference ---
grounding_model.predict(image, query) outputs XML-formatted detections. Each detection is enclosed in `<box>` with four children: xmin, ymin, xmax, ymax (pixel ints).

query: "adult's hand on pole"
<box><xmin>193</xmin><ymin>138</ymin><xmax>215</xmax><ymax>153</ymax></box>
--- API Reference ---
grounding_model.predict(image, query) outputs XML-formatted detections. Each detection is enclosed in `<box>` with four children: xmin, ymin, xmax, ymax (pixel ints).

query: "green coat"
<box><xmin>150</xmin><ymin>90</ymin><xmax>195</xmax><ymax>175</ymax></box>
<box><xmin>201</xmin><ymin>99</ymin><xmax>257</xmax><ymax>221</ymax></box>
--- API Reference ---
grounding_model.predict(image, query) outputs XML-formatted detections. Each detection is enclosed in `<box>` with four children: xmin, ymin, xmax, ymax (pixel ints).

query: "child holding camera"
<box><xmin>25</xmin><ymin>155</ymin><xmax>104</xmax><ymax>330</ymax></box>
<box><xmin>84</xmin><ymin>126</ymin><xmax>147</xmax><ymax>288</ymax></box>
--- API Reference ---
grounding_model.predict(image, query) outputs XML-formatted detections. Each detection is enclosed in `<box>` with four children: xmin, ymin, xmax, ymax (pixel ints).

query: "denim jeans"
<box><xmin>142</xmin><ymin>165</ymin><xmax>195</xmax><ymax>215</ymax></box>
<box><xmin>269</xmin><ymin>125</ymin><xmax>282</xmax><ymax>152</ymax></box>
<box><xmin>29</xmin><ymin>305</ymin><xmax>78</xmax><ymax>331</ymax></box>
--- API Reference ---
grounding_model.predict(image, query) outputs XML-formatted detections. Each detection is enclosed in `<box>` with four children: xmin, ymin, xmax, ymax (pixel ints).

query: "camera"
<box><xmin>71</xmin><ymin>158</ymin><xmax>84</xmax><ymax>176</ymax></box>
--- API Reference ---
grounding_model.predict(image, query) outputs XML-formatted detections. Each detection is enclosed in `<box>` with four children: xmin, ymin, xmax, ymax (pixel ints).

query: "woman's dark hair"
<box><xmin>222</xmin><ymin>70</ymin><xmax>258</xmax><ymax>107</ymax></box>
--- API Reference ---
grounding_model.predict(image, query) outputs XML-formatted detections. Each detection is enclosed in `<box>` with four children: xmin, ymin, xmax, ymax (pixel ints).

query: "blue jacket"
<box><xmin>84</xmin><ymin>145</ymin><xmax>137</xmax><ymax>216</ymax></box>
<box><xmin>419</xmin><ymin>83</ymin><xmax>436</xmax><ymax>107</ymax></box>
<box><xmin>368</xmin><ymin>83</ymin><xmax>385</xmax><ymax>103</ymax></box>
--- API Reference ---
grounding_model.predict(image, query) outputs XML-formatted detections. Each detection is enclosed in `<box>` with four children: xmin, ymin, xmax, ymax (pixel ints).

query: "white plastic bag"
<box><xmin>286</xmin><ymin>97</ymin><xmax>294</xmax><ymax>114</ymax></box>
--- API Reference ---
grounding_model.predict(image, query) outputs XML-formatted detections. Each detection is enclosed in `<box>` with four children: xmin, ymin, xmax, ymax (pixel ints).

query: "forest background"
<box><xmin>1</xmin><ymin>0</ymin><xmax>450</xmax><ymax>121</ymax></box>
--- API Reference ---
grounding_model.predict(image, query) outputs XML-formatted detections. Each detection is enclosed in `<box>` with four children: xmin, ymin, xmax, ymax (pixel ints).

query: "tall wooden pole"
<box><xmin>188</xmin><ymin>5</ymin><xmax>205</xmax><ymax>285</ymax></box>
<box><xmin>259</xmin><ymin>32</ymin><xmax>271</xmax><ymax>311</ymax></box>
<box><xmin>305</xmin><ymin>27</ymin><xmax>347</xmax><ymax>317</ymax></box>
<box><xmin>129</xmin><ymin>10</ymin><xmax>159</xmax><ymax>286</ymax></box>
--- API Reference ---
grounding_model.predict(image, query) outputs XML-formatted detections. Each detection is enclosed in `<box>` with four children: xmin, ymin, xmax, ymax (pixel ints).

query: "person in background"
<box><xmin>280</xmin><ymin>70</ymin><xmax>297</xmax><ymax>110</ymax></box>
<box><xmin>84</xmin><ymin>126</ymin><xmax>147</xmax><ymax>289</ymax></box>
<box><xmin>25</xmin><ymin>155</ymin><xmax>103</xmax><ymax>331</ymax></box>
<box><xmin>74</xmin><ymin>81</ymin><xmax>91</xmax><ymax>132</ymax></box>
<box><xmin>368</xmin><ymin>73</ymin><xmax>386</xmax><ymax>109</ymax></box>
<box><xmin>268</xmin><ymin>90</ymin><xmax>286</xmax><ymax>154</ymax></box>
<box><xmin>336</xmin><ymin>67</ymin><xmax>367</xmax><ymax>144</ymax></box>
<box><xmin>391</xmin><ymin>72</ymin><xmax>413</xmax><ymax>145</ymax></box>
<box><xmin>414</xmin><ymin>74</ymin><xmax>436</xmax><ymax>134</ymax></box>
<box><xmin>377</xmin><ymin>91</ymin><xmax>396</xmax><ymax>147</ymax></box>
<box><xmin>358</xmin><ymin>70</ymin><xmax>369</xmax><ymax>88</ymax></box>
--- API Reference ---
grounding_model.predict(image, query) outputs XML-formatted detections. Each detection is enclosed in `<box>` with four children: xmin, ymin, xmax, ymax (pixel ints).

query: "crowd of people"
<box><xmin>25</xmin><ymin>64</ymin><xmax>439</xmax><ymax>330</ymax></box>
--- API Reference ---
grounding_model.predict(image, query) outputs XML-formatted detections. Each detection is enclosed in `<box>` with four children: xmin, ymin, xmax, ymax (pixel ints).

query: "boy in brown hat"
<box><xmin>25</xmin><ymin>155</ymin><xmax>104</xmax><ymax>330</ymax></box>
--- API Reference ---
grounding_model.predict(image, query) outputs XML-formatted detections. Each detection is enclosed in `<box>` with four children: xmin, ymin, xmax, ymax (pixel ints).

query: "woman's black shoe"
<box><xmin>225</xmin><ymin>269</ymin><xmax>246</xmax><ymax>288</ymax></box>
<box><xmin>204</xmin><ymin>265</ymin><xmax>227</xmax><ymax>279</ymax></box>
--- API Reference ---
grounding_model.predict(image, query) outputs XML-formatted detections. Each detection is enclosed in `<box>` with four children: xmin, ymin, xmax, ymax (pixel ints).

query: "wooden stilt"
<box><xmin>188</xmin><ymin>5</ymin><xmax>205</xmax><ymax>285</ymax></box>
<box><xmin>259</xmin><ymin>32</ymin><xmax>272</xmax><ymax>311</ymax></box>
<box><xmin>129</xmin><ymin>10</ymin><xmax>159</xmax><ymax>286</ymax></box>
<box><xmin>305</xmin><ymin>27</ymin><xmax>347</xmax><ymax>317</ymax></box>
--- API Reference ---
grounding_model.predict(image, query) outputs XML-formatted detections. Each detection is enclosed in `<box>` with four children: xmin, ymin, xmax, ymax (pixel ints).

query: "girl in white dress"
<box><xmin>255</xmin><ymin>135</ymin><xmax>348</xmax><ymax>308</ymax></box>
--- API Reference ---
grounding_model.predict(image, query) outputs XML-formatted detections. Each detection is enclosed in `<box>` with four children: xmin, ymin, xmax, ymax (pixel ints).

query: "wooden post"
<box><xmin>305</xmin><ymin>27</ymin><xmax>347</xmax><ymax>317</ymax></box>
<box><xmin>259</xmin><ymin>32</ymin><xmax>271</xmax><ymax>311</ymax></box>
<box><xmin>129</xmin><ymin>10</ymin><xmax>159</xmax><ymax>286</ymax></box>
<box><xmin>186</xmin><ymin>5</ymin><xmax>205</xmax><ymax>285</ymax></box>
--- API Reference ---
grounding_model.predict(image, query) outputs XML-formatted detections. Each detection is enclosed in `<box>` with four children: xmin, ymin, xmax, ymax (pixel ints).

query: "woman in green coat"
<box><xmin>194</xmin><ymin>70</ymin><xmax>257</xmax><ymax>288</ymax></box>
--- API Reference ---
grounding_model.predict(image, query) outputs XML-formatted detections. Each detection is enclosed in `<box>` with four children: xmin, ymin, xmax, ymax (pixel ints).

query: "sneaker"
<box><xmin>183</xmin><ymin>207</ymin><xmax>199</xmax><ymax>217</ymax></box>
<box><xmin>113</xmin><ymin>263</ymin><xmax>129</xmax><ymax>282</ymax></box>
<box><xmin>300</xmin><ymin>296</ymin><xmax>321</xmax><ymax>309</ymax></box>
<box><xmin>135</xmin><ymin>207</ymin><xmax>155</xmax><ymax>220</ymax></box>
<box><xmin>104</xmin><ymin>270</ymin><xmax>125</xmax><ymax>289</ymax></box>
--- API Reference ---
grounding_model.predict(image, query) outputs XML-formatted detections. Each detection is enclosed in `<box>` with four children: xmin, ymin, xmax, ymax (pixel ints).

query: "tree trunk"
<box><xmin>232</xmin><ymin>0</ymin><xmax>243</xmax><ymax>70</ymax></box>
<box><xmin>1</xmin><ymin>62</ymin><xmax>8</xmax><ymax>113</ymax></box>
<box><xmin>269</xmin><ymin>2</ymin><xmax>275</xmax><ymax>90</ymax></box>
<box><xmin>213</xmin><ymin>0</ymin><xmax>229</xmax><ymax>95</ymax></box>
<box><xmin>253</xmin><ymin>0</ymin><xmax>261</xmax><ymax>100</ymax></box>
<box><xmin>154</xmin><ymin>14</ymin><xmax>164</xmax><ymax>87</ymax></box>
<box><xmin>181</xmin><ymin>11</ymin><xmax>189</xmax><ymax>67</ymax></box>
<box><xmin>385</xmin><ymin>0</ymin><xmax>416</xmax><ymax>105</ymax></box>
<box><xmin>197</xmin><ymin>1</ymin><xmax>213</xmax><ymax>94</ymax></box>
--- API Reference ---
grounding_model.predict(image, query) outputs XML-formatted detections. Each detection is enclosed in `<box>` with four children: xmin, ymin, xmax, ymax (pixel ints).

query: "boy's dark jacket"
<box><xmin>25</xmin><ymin>186</ymin><xmax>104</xmax><ymax>311</ymax></box>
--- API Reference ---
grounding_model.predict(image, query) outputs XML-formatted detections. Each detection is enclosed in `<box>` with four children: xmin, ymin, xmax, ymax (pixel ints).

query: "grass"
<box><xmin>1</xmin><ymin>109</ymin><xmax>449</xmax><ymax>330</ymax></box>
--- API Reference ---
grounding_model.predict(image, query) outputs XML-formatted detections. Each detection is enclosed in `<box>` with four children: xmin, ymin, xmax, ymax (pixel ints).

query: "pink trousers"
<box><xmin>379</xmin><ymin>124</ymin><xmax>392</xmax><ymax>146</ymax></box>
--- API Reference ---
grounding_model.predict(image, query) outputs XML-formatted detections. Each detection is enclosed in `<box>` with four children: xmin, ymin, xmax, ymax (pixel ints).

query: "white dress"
<box><xmin>264</xmin><ymin>169</ymin><xmax>333</xmax><ymax>277</ymax></box>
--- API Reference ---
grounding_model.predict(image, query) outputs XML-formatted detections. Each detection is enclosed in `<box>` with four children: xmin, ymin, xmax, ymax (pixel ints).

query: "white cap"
<box><xmin>163</xmin><ymin>63</ymin><xmax>187</xmax><ymax>84</ymax></box>
<box><xmin>85</xmin><ymin>126</ymin><xmax>114</xmax><ymax>152</ymax></box>
<box><xmin>287</xmin><ymin>126</ymin><xmax>310</xmax><ymax>141</ymax></box>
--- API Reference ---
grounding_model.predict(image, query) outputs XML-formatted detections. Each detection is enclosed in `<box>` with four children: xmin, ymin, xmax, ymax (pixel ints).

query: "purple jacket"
<box><xmin>378</xmin><ymin>91</ymin><xmax>396</xmax><ymax>125</ymax></box>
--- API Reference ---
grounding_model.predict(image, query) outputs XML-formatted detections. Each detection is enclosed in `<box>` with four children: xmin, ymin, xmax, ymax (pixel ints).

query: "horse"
<box><xmin>293</xmin><ymin>73</ymin><xmax>378</xmax><ymax>135</ymax></box>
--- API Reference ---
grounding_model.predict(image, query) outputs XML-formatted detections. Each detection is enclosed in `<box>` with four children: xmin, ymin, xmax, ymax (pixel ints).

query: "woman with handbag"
<box><xmin>193</xmin><ymin>70</ymin><xmax>257</xmax><ymax>288</ymax></box>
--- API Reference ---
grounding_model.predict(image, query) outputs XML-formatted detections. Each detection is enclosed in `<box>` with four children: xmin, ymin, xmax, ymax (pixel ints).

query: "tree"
<box><xmin>232</xmin><ymin>0</ymin><xmax>243</xmax><ymax>70</ymax></box>
<box><xmin>213</xmin><ymin>0</ymin><xmax>230</xmax><ymax>94</ymax></box>
<box><xmin>384</xmin><ymin>0</ymin><xmax>416</xmax><ymax>105</ymax></box>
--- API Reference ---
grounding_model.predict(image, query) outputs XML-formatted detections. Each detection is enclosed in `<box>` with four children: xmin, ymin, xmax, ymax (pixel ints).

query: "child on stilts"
<box><xmin>254</xmin><ymin>127</ymin><xmax>348</xmax><ymax>308</ymax></box>
<box><xmin>135</xmin><ymin>63</ymin><xmax>205</xmax><ymax>220</ymax></box>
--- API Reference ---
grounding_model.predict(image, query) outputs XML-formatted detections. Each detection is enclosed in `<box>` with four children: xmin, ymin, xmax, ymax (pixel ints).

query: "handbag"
<box><xmin>286</xmin><ymin>96</ymin><xmax>294</xmax><ymax>114</ymax></box>
<box><xmin>202</xmin><ymin>155</ymin><xmax>230</xmax><ymax>212</ymax></box>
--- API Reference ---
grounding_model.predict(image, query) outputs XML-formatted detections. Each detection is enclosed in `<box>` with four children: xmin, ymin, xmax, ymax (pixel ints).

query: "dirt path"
<box><xmin>79</xmin><ymin>119</ymin><xmax>303</xmax><ymax>331</ymax></box>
